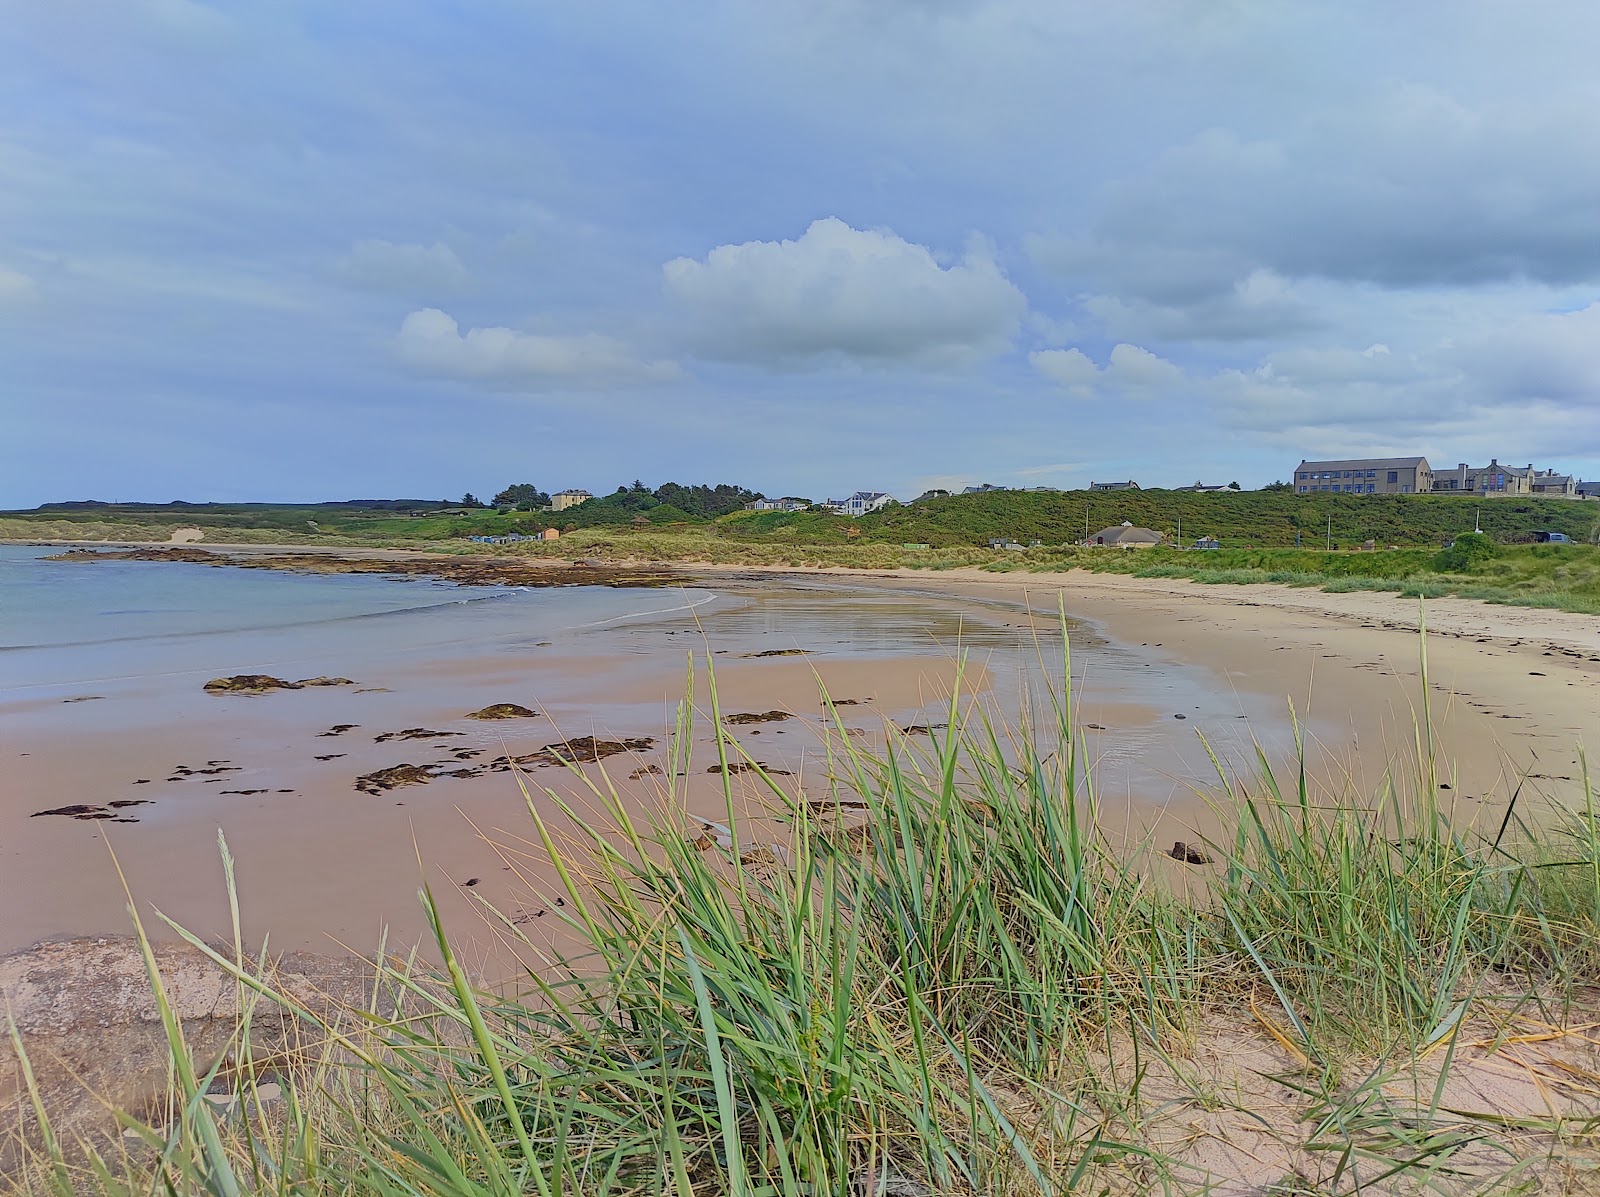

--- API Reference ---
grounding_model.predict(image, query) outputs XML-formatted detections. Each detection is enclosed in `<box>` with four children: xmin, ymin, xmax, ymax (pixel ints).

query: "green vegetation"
<box><xmin>6</xmin><ymin>488</ymin><xmax>1599</xmax><ymax>615</ymax></box>
<box><xmin>9</xmin><ymin>487</ymin><xmax>1597</xmax><ymax>549</ymax></box>
<box><xmin>10</xmin><ymin>636</ymin><xmax>1600</xmax><ymax>1194</ymax></box>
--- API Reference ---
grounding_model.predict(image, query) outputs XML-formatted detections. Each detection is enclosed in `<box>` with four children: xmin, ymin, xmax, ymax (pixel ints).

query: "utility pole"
<box><xmin>1474</xmin><ymin>507</ymin><xmax>1482</xmax><ymax>535</ymax></box>
<box><xmin>1326</xmin><ymin>513</ymin><xmax>1332</xmax><ymax>551</ymax></box>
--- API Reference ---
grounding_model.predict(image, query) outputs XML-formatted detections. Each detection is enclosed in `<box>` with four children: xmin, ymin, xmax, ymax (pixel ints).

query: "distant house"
<box><xmin>550</xmin><ymin>489</ymin><xmax>593</xmax><ymax>511</ymax></box>
<box><xmin>1088</xmin><ymin>521</ymin><xmax>1163</xmax><ymax>548</ymax></box>
<box><xmin>743</xmin><ymin>497</ymin><xmax>810</xmax><ymax>513</ymax></box>
<box><xmin>910</xmin><ymin>489</ymin><xmax>952</xmax><ymax>503</ymax></box>
<box><xmin>962</xmin><ymin>483</ymin><xmax>1006</xmax><ymax>494</ymax></box>
<box><xmin>1192</xmin><ymin>536</ymin><xmax>1221</xmax><ymax>550</ymax></box>
<box><xmin>1175</xmin><ymin>481</ymin><xmax>1233</xmax><ymax>494</ymax></box>
<box><xmin>1577</xmin><ymin>480</ymin><xmax>1600</xmax><ymax>500</ymax></box>
<box><xmin>538</xmin><ymin>528</ymin><xmax>560</xmax><ymax>541</ymax></box>
<box><xmin>1089</xmin><ymin>480</ymin><xmax>1140</xmax><ymax>492</ymax></box>
<box><xmin>1295</xmin><ymin>457</ymin><xmax>1431</xmax><ymax>495</ymax></box>
<box><xmin>824</xmin><ymin>491</ymin><xmax>893</xmax><ymax>517</ymax></box>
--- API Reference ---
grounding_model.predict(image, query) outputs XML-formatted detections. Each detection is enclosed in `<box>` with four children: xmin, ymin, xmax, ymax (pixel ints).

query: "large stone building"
<box><xmin>1293</xmin><ymin>457</ymin><xmax>1432</xmax><ymax>495</ymax></box>
<box><xmin>1431</xmin><ymin>461</ymin><xmax>1578</xmax><ymax>497</ymax></box>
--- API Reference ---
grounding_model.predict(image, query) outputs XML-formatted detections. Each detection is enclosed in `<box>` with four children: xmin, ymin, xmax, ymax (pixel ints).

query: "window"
<box><xmin>1366</xmin><ymin>470</ymin><xmax>1376</xmax><ymax>478</ymax></box>
<box><xmin>1387</xmin><ymin>471</ymin><xmax>1399</xmax><ymax>484</ymax></box>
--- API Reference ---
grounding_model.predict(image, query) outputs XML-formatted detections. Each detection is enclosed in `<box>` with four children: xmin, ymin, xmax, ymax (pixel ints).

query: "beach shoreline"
<box><xmin>7</xmin><ymin>545</ymin><xmax>1597</xmax><ymax>971</ymax></box>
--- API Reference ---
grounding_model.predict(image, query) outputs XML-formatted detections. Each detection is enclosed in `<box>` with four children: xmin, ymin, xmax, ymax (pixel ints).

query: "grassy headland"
<box><xmin>9</xmin><ymin>642</ymin><xmax>1600</xmax><ymax>1194</ymax></box>
<box><xmin>6</xmin><ymin>489</ymin><xmax>1600</xmax><ymax>615</ymax></box>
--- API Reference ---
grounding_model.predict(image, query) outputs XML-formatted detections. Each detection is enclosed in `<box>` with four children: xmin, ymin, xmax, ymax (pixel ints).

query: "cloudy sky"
<box><xmin>4</xmin><ymin>0</ymin><xmax>1599</xmax><ymax>506</ymax></box>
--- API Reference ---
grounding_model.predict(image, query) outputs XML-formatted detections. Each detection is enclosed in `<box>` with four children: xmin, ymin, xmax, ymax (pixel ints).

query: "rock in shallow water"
<box><xmin>464</xmin><ymin>703</ymin><xmax>540</xmax><ymax>720</ymax></box>
<box><xmin>203</xmin><ymin>675</ymin><xmax>355</xmax><ymax>695</ymax></box>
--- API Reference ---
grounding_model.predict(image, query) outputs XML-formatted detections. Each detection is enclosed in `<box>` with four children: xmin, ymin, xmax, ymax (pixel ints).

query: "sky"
<box><xmin>3</xmin><ymin>0</ymin><xmax>1600</xmax><ymax>506</ymax></box>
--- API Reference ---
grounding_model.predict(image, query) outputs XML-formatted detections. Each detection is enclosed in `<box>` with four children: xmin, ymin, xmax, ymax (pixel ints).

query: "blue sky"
<box><xmin>4</xmin><ymin>0</ymin><xmax>1599</xmax><ymax>506</ymax></box>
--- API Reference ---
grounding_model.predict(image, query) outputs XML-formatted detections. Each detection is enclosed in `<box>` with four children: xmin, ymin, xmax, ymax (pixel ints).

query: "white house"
<box><xmin>824</xmin><ymin>491</ymin><xmax>893</xmax><ymax>517</ymax></box>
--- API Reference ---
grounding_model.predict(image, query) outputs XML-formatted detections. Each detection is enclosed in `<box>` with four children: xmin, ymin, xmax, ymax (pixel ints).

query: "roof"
<box><xmin>1296</xmin><ymin>457</ymin><xmax>1429</xmax><ymax>470</ymax></box>
<box><xmin>849</xmin><ymin>491</ymin><xmax>890</xmax><ymax>502</ymax></box>
<box><xmin>1091</xmin><ymin>523</ymin><xmax>1163</xmax><ymax>544</ymax></box>
<box><xmin>553</xmin><ymin>488</ymin><xmax>593</xmax><ymax>496</ymax></box>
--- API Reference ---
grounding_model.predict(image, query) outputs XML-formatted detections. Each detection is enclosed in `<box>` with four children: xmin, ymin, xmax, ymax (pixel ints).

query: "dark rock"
<box><xmin>723</xmin><ymin>710</ymin><xmax>794</xmax><ymax>725</ymax></box>
<box><xmin>60</xmin><ymin>696</ymin><xmax>105</xmax><ymax>704</ymax></box>
<box><xmin>107</xmin><ymin>800</ymin><xmax>151</xmax><ymax>809</ymax></box>
<box><xmin>354</xmin><ymin>764</ymin><xmax>440</xmax><ymax>795</ymax></box>
<box><xmin>507</xmin><ymin>736</ymin><xmax>656</xmax><ymax>768</ymax></box>
<box><xmin>1167</xmin><ymin>841</ymin><xmax>1212</xmax><ymax>865</ymax></box>
<box><xmin>204</xmin><ymin>675</ymin><xmax>354</xmax><ymax>695</ymax></box>
<box><xmin>317</xmin><ymin>724</ymin><xmax>358</xmax><ymax>737</ymax></box>
<box><xmin>204</xmin><ymin>674</ymin><xmax>302</xmax><ymax>695</ymax></box>
<box><xmin>313</xmin><ymin>753</ymin><xmax>346</xmax><ymax>761</ymax></box>
<box><xmin>708</xmin><ymin>762</ymin><xmax>792</xmax><ymax>776</ymax></box>
<box><xmin>740</xmin><ymin>648</ymin><xmax>810</xmax><ymax>658</ymax></box>
<box><xmin>373</xmin><ymin>728</ymin><xmax>464</xmax><ymax>743</ymax></box>
<box><xmin>629</xmin><ymin>764</ymin><xmax>665</xmax><ymax>779</ymax></box>
<box><xmin>464</xmin><ymin>703</ymin><xmax>540</xmax><ymax>720</ymax></box>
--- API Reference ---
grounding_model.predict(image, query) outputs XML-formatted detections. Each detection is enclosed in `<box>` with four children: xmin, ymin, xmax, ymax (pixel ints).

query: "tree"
<box><xmin>1228</xmin><ymin>481</ymin><xmax>1242</xmax><ymax>490</ymax></box>
<box><xmin>492</xmin><ymin>483</ymin><xmax>550</xmax><ymax>510</ymax></box>
<box><xmin>1261</xmin><ymin>480</ymin><xmax>1293</xmax><ymax>493</ymax></box>
<box><xmin>460</xmin><ymin>493</ymin><xmax>484</xmax><ymax>508</ymax></box>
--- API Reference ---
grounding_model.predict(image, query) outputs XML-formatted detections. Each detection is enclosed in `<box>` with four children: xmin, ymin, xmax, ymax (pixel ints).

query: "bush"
<box><xmin>1431</xmin><ymin>531</ymin><xmax>1500</xmax><ymax>572</ymax></box>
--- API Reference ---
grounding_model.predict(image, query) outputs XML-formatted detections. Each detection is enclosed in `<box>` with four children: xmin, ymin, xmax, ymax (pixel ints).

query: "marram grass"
<box><xmin>6</xmin><ymin>622</ymin><xmax>1600</xmax><ymax>1196</ymax></box>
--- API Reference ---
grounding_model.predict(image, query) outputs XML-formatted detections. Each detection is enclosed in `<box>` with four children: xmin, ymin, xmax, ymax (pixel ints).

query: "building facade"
<box><xmin>824</xmin><ymin>491</ymin><xmax>893</xmax><ymax>517</ymax></box>
<box><xmin>1089</xmin><ymin>480</ymin><xmax>1139</xmax><ymax>492</ymax></box>
<box><xmin>1294</xmin><ymin>457</ymin><xmax>1432</xmax><ymax>495</ymax></box>
<box><xmin>1428</xmin><ymin>460</ymin><xmax>1576</xmax><ymax>497</ymax></box>
<box><xmin>550</xmin><ymin>489</ymin><xmax>594</xmax><ymax>511</ymax></box>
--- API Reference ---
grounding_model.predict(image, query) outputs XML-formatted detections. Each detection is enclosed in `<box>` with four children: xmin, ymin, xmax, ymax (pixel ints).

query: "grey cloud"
<box><xmin>1084</xmin><ymin>270</ymin><xmax>1321</xmax><ymax>343</ymax></box>
<box><xmin>663</xmin><ymin>218</ymin><xmax>1026</xmax><ymax>367</ymax></box>
<box><xmin>395</xmin><ymin>308</ymin><xmax>680</xmax><ymax>387</ymax></box>
<box><xmin>1093</xmin><ymin>89</ymin><xmax>1600</xmax><ymax>291</ymax></box>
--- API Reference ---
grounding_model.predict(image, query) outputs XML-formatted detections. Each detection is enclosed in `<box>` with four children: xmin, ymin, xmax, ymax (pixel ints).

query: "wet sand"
<box><xmin>8</xmin><ymin>558</ymin><xmax>1596</xmax><ymax>977</ymax></box>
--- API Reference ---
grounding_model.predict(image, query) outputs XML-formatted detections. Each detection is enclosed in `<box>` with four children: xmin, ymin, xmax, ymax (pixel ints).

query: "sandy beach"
<box><xmin>6</xmin><ymin>548</ymin><xmax>1598</xmax><ymax>977</ymax></box>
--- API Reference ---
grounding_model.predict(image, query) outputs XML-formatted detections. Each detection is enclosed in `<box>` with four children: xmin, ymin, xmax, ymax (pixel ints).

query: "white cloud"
<box><xmin>663</xmin><ymin>217</ymin><xmax>1026</xmax><ymax>367</ymax></box>
<box><xmin>395</xmin><ymin>308</ymin><xmax>680</xmax><ymax>387</ymax></box>
<box><xmin>1030</xmin><ymin>342</ymin><xmax>1184</xmax><ymax>399</ymax></box>
<box><xmin>0</xmin><ymin>268</ymin><xmax>39</xmax><ymax>305</ymax></box>
<box><xmin>339</xmin><ymin>240</ymin><xmax>469</xmax><ymax>293</ymax></box>
<box><xmin>1028</xmin><ymin>347</ymin><xmax>1098</xmax><ymax>395</ymax></box>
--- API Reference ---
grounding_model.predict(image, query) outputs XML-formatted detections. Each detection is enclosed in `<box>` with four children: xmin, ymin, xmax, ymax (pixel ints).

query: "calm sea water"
<box><xmin>0</xmin><ymin>545</ymin><xmax>716</xmax><ymax>694</ymax></box>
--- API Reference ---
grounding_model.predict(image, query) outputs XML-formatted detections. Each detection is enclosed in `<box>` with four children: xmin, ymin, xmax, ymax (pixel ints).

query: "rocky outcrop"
<box><xmin>0</xmin><ymin>937</ymin><xmax>378</xmax><ymax>1173</ymax></box>
<box><xmin>723</xmin><ymin>710</ymin><xmax>794</xmax><ymax>725</ymax></box>
<box><xmin>49</xmin><ymin>547</ymin><xmax>685</xmax><ymax>590</ymax></box>
<box><xmin>203</xmin><ymin>675</ymin><xmax>356</xmax><ymax>695</ymax></box>
<box><xmin>464</xmin><ymin>703</ymin><xmax>540</xmax><ymax>720</ymax></box>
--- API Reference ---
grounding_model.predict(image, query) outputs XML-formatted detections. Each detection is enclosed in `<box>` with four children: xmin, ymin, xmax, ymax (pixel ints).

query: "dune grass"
<box><xmin>7</xmin><ymin>623</ymin><xmax>1600</xmax><ymax>1195</ymax></box>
